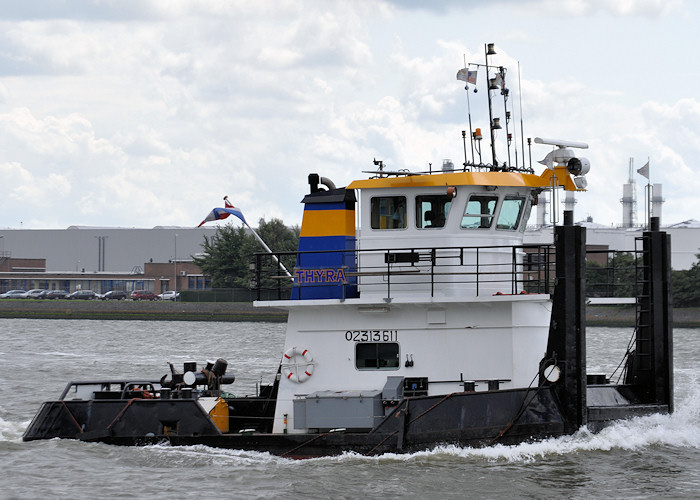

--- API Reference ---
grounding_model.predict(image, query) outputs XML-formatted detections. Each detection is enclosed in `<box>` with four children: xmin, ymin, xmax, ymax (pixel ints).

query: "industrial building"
<box><xmin>0</xmin><ymin>226</ymin><xmax>217</xmax><ymax>294</ymax></box>
<box><xmin>1</xmin><ymin>167</ymin><xmax>698</xmax><ymax>295</ymax></box>
<box><xmin>526</xmin><ymin>159</ymin><xmax>699</xmax><ymax>270</ymax></box>
<box><xmin>525</xmin><ymin>218</ymin><xmax>700</xmax><ymax>270</ymax></box>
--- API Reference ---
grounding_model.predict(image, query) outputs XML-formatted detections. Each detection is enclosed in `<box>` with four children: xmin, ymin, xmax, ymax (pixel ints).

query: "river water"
<box><xmin>1</xmin><ymin>319</ymin><xmax>698</xmax><ymax>499</ymax></box>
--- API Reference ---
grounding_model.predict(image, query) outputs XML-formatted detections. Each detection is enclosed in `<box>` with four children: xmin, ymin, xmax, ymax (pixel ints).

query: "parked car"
<box><xmin>157</xmin><ymin>291</ymin><xmax>180</xmax><ymax>301</ymax></box>
<box><xmin>43</xmin><ymin>290</ymin><xmax>69</xmax><ymax>300</ymax></box>
<box><xmin>22</xmin><ymin>289</ymin><xmax>46</xmax><ymax>299</ymax></box>
<box><xmin>0</xmin><ymin>290</ymin><xmax>26</xmax><ymax>299</ymax></box>
<box><xmin>102</xmin><ymin>290</ymin><xmax>128</xmax><ymax>301</ymax></box>
<box><xmin>67</xmin><ymin>290</ymin><xmax>98</xmax><ymax>300</ymax></box>
<box><xmin>131</xmin><ymin>290</ymin><xmax>157</xmax><ymax>301</ymax></box>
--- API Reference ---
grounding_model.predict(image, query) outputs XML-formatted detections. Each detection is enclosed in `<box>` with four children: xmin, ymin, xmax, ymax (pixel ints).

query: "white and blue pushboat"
<box><xmin>24</xmin><ymin>45</ymin><xmax>673</xmax><ymax>458</ymax></box>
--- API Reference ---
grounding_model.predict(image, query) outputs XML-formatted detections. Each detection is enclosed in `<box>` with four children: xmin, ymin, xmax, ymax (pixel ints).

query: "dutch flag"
<box><xmin>197</xmin><ymin>196</ymin><xmax>247</xmax><ymax>227</ymax></box>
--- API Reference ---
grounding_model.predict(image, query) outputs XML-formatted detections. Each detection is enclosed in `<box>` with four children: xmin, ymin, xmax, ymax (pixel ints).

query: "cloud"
<box><xmin>384</xmin><ymin>0</ymin><xmax>683</xmax><ymax>17</ymax></box>
<box><xmin>0</xmin><ymin>0</ymin><xmax>164</xmax><ymax>21</ymax></box>
<box><xmin>0</xmin><ymin>160</ymin><xmax>71</xmax><ymax>208</ymax></box>
<box><xmin>537</xmin><ymin>0</ymin><xmax>684</xmax><ymax>17</ymax></box>
<box><xmin>0</xmin><ymin>0</ymin><xmax>697</xmax><ymax>230</ymax></box>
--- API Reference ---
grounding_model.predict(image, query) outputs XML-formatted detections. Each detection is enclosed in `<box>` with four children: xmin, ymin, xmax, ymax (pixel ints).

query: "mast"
<box><xmin>518</xmin><ymin>61</ymin><xmax>526</xmax><ymax>171</ymax></box>
<box><xmin>485</xmin><ymin>43</ymin><xmax>498</xmax><ymax>167</ymax></box>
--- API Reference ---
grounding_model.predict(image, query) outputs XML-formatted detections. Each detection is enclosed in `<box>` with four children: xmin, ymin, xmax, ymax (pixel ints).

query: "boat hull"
<box><xmin>23</xmin><ymin>384</ymin><xmax>669</xmax><ymax>457</ymax></box>
<box><xmin>23</xmin><ymin>385</ymin><xmax>662</xmax><ymax>457</ymax></box>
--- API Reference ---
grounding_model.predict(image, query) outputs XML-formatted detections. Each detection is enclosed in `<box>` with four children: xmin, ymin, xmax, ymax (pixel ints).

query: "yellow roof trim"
<box><xmin>346</xmin><ymin>169</ymin><xmax>584</xmax><ymax>191</ymax></box>
<box><xmin>538</xmin><ymin>166</ymin><xmax>586</xmax><ymax>191</ymax></box>
<box><xmin>348</xmin><ymin>171</ymin><xmax>543</xmax><ymax>189</ymax></box>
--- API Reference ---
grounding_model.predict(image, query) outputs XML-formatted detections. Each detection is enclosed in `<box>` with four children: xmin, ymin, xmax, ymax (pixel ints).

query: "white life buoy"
<box><xmin>281</xmin><ymin>347</ymin><xmax>315</xmax><ymax>383</ymax></box>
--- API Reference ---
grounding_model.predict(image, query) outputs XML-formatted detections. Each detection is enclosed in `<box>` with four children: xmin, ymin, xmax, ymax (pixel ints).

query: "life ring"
<box><xmin>281</xmin><ymin>347</ymin><xmax>315</xmax><ymax>383</ymax></box>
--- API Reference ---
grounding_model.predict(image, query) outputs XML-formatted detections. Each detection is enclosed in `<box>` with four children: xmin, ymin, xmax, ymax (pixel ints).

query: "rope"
<box><xmin>365</xmin><ymin>372</ymin><xmax>549</xmax><ymax>454</ymax></box>
<box><xmin>279</xmin><ymin>432</ymin><xmax>330</xmax><ymax>458</ymax></box>
<box><xmin>487</xmin><ymin>387</ymin><xmax>542</xmax><ymax>446</ymax></box>
<box><xmin>610</xmin><ymin>326</ymin><xmax>637</xmax><ymax>383</ymax></box>
<box><xmin>106</xmin><ymin>399</ymin><xmax>137</xmax><ymax>430</ymax></box>
<box><xmin>487</xmin><ymin>360</ymin><xmax>552</xmax><ymax>446</ymax></box>
<box><xmin>407</xmin><ymin>392</ymin><xmax>457</xmax><ymax>426</ymax></box>
<box><xmin>291</xmin><ymin>362</ymin><xmax>558</xmax><ymax>455</ymax></box>
<box><xmin>365</xmin><ymin>393</ymin><xmax>458</xmax><ymax>456</ymax></box>
<box><xmin>364</xmin><ymin>405</ymin><xmax>407</xmax><ymax>457</ymax></box>
<box><xmin>60</xmin><ymin>401</ymin><xmax>84</xmax><ymax>433</ymax></box>
<box><xmin>364</xmin><ymin>427</ymin><xmax>399</xmax><ymax>457</ymax></box>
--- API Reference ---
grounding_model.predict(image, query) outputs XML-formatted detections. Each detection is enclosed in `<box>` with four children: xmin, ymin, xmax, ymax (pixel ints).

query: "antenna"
<box><xmin>509</xmin><ymin>68</ymin><xmax>518</xmax><ymax>170</ymax></box>
<box><xmin>518</xmin><ymin>61</ymin><xmax>526</xmax><ymax>171</ymax></box>
<box><xmin>461</xmin><ymin>131</ymin><xmax>468</xmax><ymax>171</ymax></box>
<box><xmin>458</xmin><ymin>47</ymin><xmax>534</xmax><ymax>173</ymax></box>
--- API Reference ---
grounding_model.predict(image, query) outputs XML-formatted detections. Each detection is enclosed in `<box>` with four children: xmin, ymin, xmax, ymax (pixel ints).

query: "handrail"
<box><xmin>253</xmin><ymin>243</ymin><xmax>557</xmax><ymax>301</ymax></box>
<box><xmin>253</xmin><ymin>242</ymin><xmax>649</xmax><ymax>303</ymax></box>
<box><xmin>59</xmin><ymin>380</ymin><xmax>162</xmax><ymax>400</ymax></box>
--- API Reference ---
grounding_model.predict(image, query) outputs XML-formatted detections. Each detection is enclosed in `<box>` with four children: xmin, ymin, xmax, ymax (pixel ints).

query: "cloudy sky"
<box><xmin>0</xmin><ymin>0</ymin><xmax>697</xmax><ymax>230</ymax></box>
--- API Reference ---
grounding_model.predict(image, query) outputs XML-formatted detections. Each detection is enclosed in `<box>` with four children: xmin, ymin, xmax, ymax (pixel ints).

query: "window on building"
<box><xmin>355</xmin><ymin>343</ymin><xmax>400</xmax><ymax>370</ymax></box>
<box><xmin>416</xmin><ymin>195</ymin><xmax>452</xmax><ymax>229</ymax></box>
<box><xmin>496</xmin><ymin>196</ymin><xmax>525</xmax><ymax>230</ymax></box>
<box><xmin>461</xmin><ymin>194</ymin><xmax>498</xmax><ymax>229</ymax></box>
<box><xmin>371</xmin><ymin>197</ymin><xmax>407</xmax><ymax>229</ymax></box>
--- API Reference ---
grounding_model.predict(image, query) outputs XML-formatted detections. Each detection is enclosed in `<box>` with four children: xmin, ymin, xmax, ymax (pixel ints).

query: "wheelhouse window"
<box><xmin>518</xmin><ymin>198</ymin><xmax>533</xmax><ymax>232</ymax></box>
<box><xmin>416</xmin><ymin>195</ymin><xmax>452</xmax><ymax>229</ymax></box>
<box><xmin>496</xmin><ymin>196</ymin><xmax>525</xmax><ymax>230</ymax></box>
<box><xmin>355</xmin><ymin>343</ymin><xmax>400</xmax><ymax>370</ymax></box>
<box><xmin>461</xmin><ymin>194</ymin><xmax>498</xmax><ymax>229</ymax></box>
<box><xmin>371</xmin><ymin>196</ymin><xmax>407</xmax><ymax>229</ymax></box>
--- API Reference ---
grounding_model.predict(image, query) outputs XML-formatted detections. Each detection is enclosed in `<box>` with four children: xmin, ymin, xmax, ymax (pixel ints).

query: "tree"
<box><xmin>193</xmin><ymin>218</ymin><xmax>300</xmax><ymax>289</ymax></box>
<box><xmin>255</xmin><ymin>218</ymin><xmax>300</xmax><ymax>284</ymax></box>
<box><xmin>585</xmin><ymin>252</ymin><xmax>637</xmax><ymax>298</ymax></box>
<box><xmin>672</xmin><ymin>254</ymin><xmax>700</xmax><ymax>307</ymax></box>
<box><xmin>193</xmin><ymin>225</ymin><xmax>254</xmax><ymax>288</ymax></box>
<box><xmin>256</xmin><ymin>218</ymin><xmax>300</xmax><ymax>256</ymax></box>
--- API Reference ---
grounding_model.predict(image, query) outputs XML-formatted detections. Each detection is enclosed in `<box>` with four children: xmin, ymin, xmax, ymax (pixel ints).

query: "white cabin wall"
<box><xmin>272</xmin><ymin>296</ymin><xmax>551</xmax><ymax>433</ymax></box>
<box><xmin>356</xmin><ymin>185</ymin><xmax>529</xmax><ymax>249</ymax></box>
<box><xmin>510</xmin><ymin>300</ymin><xmax>552</xmax><ymax>384</ymax></box>
<box><xmin>354</xmin><ymin>186</ymin><xmax>532</xmax><ymax>298</ymax></box>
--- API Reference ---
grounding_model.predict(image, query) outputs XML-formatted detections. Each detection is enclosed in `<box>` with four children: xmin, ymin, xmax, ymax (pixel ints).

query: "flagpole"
<box><xmin>646</xmin><ymin>157</ymin><xmax>651</xmax><ymax>229</ymax></box>
<box><xmin>198</xmin><ymin>203</ymin><xmax>293</xmax><ymax>278</ymax></box>
<box><xmin>636</xmin><ymin>158</ymin><xmax>651</xmax><ymax>229</ymax></box>
<box><xmin>465</xmin><ymin>85</ymin><xmax>475</xmax><ymax>167</ymax></box>
<box><xmin>462</xmin><ymin>55</ymin><xmax>475</xmax><ymax>167</ymax></box>
<box><xmin>244</xmin><ymin>221</ymin><xmax>293</xmax><ymax>278</ymax></box>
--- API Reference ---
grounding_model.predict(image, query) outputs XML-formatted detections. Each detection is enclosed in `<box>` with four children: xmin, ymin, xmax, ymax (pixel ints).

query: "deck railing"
<box><xmin>252</xmin><ymin>243</ymin><xmax>559</xmax><ymax>301</ymax></box>
<box><xmin>253</xmin><ymin>243</ymin><xmax>648</xmax><ymax>303</ymax></box>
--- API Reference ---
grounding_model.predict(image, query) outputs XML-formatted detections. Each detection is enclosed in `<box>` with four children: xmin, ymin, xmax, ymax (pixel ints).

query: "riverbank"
<box><xmin>0</xmin><ymin>300</ymin><xmax>698</xmax><ymax>326</ymax></box>
<box><xmin>0</xmin><ymin>300</ymin><xmax>288</xmax><ymax>322</ymax></box>
<box><xmin>586</xmin><ymin>305</ymin><xmax>700</xmax><ymax>328</ymax></box>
